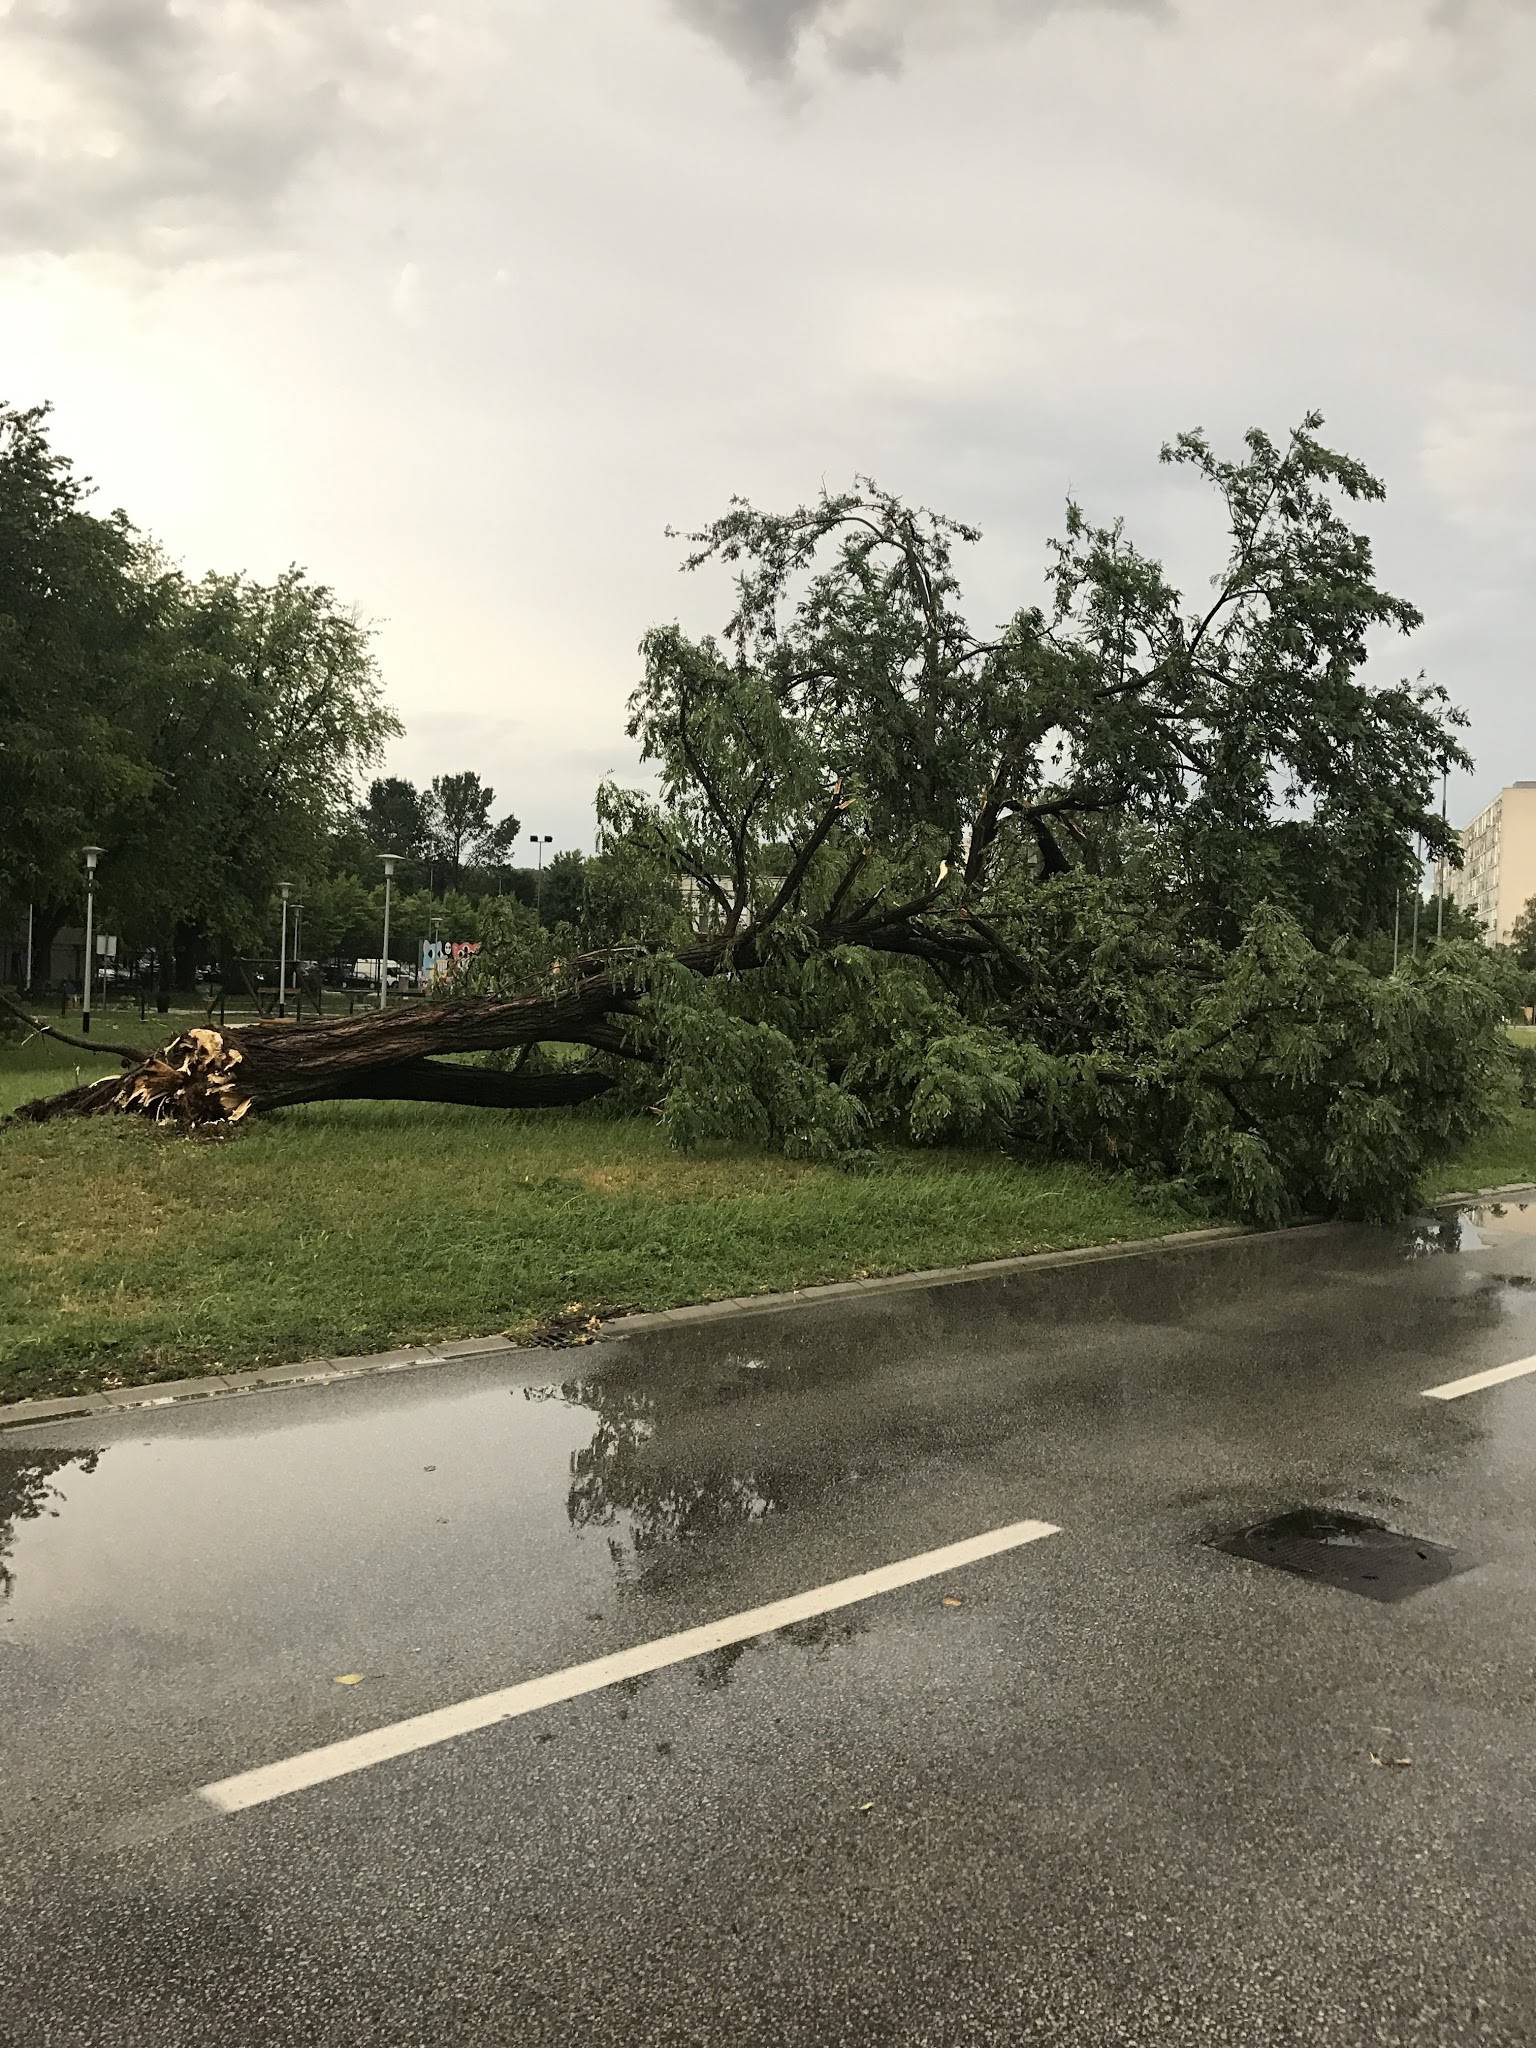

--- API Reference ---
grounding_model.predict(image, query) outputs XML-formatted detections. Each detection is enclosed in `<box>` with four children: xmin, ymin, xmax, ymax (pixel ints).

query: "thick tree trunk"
<box><xmin>8</xmin><ymin>1055</ymin><xmax>616</xmax><ymax>1125</ymax></box>
<box><xmin>172</xmin><ymin>922</ymin><xmax>203</xmax><ymax>995</ymax></box>
<box><xmin>7</xmin><ymin>972</ymin><xmax>637</xmax><ymax>1127</ymax></box>
<box><xmin>328</xmin><ymin>1062</ymin><xmax>615</xmax><ymax>1109</ymax></box>
<box><xmin>28</xmin><ymin>906</ymin><xmax>67</xmax><ymax>990</ymax></box>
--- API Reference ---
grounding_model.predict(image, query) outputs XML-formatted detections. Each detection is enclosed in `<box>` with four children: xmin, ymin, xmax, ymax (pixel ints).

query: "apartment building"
<box><xmin>1449</xmin><ymin>783</ymin><xmax>1536</xmax><ymax>944</ymax></box>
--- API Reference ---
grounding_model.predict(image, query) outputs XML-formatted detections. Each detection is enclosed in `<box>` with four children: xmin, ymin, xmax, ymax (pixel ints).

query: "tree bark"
<box><xmin>27</xmin><ymin>905</ymin><xmax>67</xmax><ymax>990</ymax></box>
<box><xmin>6</xmin><ymin>972</ymin><xmax>637</xmax><ymax>1127</ymax></box>
<box><xmin>172</xmin><ymin>922</ymin><xmax>203</xmax><ymax>995</ymax></box>
<box><xmin>7</xmin><ymin>1053</ymin><xmax>616</xmax><ymax>1125</ymax></box>
<box><xmin>329</xmin><ymin>1061</ymin><xmax>615</xmax><ymax>1109</ymax></box>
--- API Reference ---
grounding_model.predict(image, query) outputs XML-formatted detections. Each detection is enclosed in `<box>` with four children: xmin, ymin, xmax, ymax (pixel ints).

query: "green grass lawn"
<box><xmin>0</xmin><ymin>1020</ymin><xmax>1197</xmax><ymax>1402</ymax></box>
<box><xmin>4</xmin><ymin>1013</ymin><xmax>1535</xmax><ymax>1405</ymax></box>
<box><xmin>1422</xmin><ymin>1108</ymin><xmax>1536</xmax><ymax>1197</ymax></box>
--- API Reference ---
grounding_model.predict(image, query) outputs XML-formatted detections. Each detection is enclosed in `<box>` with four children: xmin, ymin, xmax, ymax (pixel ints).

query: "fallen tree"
<box><xmin>5</xmin><ymin>990</ymin><xmax>631</xmax><ymax>1124</ymax></box>
<box><xmin>9</xmin><ymin>416</ymin><xmax>1519</xmax><ymax>1223</ymax></box>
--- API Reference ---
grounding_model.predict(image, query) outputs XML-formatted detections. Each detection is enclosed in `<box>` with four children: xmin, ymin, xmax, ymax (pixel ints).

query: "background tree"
<box><xmin>359</xmin><ymin>777</ymin><xmax>430</xmax><ymax>867</ymax></box>
<box><xmin>538</xmin><ymin>849</ymin><xmax>587</xmax><ymax>930</ymax></box>
<box><xmin>0</xmin><ymin>401</ymin><xmax>164</xmax><ymax>982</ymax></box>
<box><xmin>100</xmin><ymin>566</ymin><xmax>398</xmax><ymax>1002</ymax></box>
<box><xmin>294</xmin><ymin>874</ymin><xmax>377</xmax><ymax>974</ymax></box>
<box><xmin>0</xmin><ymin>402</ymin><xmax>397</xmax><ymax>998</ymax></box>
<box><xmin>425</xmin><ymin>772</ymin><xmax>519</xmax><ymax>891</ymax></box>
<box><xmin>1510</xmin><ymin>895</ymin><xmax>1536</xmax><ymax>975</ymax></box>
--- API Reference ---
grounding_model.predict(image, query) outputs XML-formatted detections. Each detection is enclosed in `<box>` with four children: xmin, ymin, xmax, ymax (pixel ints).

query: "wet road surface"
<box><xmin>4</xmin><ymin>1204</ymin><xmax>1536</xmax><ymax>2045</ymax></box>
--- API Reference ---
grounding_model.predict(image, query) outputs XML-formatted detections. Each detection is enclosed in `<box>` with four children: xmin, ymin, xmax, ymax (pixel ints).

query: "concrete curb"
<box><xmin>2</xmin><ymin>1184</ymin><xmax>1531</xmax><ymax>1434</ymax></box>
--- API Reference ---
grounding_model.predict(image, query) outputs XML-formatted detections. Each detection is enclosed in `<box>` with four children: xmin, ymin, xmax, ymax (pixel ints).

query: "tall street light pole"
<box><xmin>277</xmin><ymin>880</ymin><xmax>295</xmax><ymax>1017</ymax></box>
<box><xmin>81</xmin><ymin>846</ymin><xmax>105</xmax><ymax>1034</ymax></box>
<box><xmin>379</xmin><ymin>853</ymin><xmax>399</xmax><ymax>1009</ymax></box>
<box><xmin>530</xmin><ymin>832</ymin><xmax>553</xmax><ymax>914</ymax></box>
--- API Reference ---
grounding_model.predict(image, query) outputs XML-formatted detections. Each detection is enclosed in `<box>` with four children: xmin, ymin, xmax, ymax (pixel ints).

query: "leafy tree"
<box><xmin>538</xmin><ymin>848</ymin><xmax>587</xmax><ymax>929</ymax></box>
<box><xmin>101</xmin><ymin>565</ymin><xmax>398</xmax><ymax>1000</ymax></box>
<box><xmin>569</xmin><ymin>413</ymin><xmax>1497</xmax><ymax>1215</ymax></box>
<box><xmin>359</xmin><ymin>777</ymin><xmax>430</xmax><ymax>863</ymax></box>
<box><xmin>378</xmin><ymin>886</ymin><xmax>482</xmax><ymax>960</ymax></box>
<box><xmin>425</xmin><ymin>772</ymin><xmax>518</xmax><ymax>889</ymax></box>
<box><xmin>0</xmin><ymin>401</ymin><xmax>164</xmax><ymax>979</ymax></box>
<box><xmin>293</xmin><ymin>873</ymin><xmax>377</xmax><ymax>967</ymax></box>
<box><xmin>1511</xmin><ymin>895</ymin><xmax>1536</xmax><ymax>975</ymax></box>
<box><xmin>475</xmin><ymin>813</ymin><xmax>524</xmax><ymax>870</ymax></box>
<box><xmin>0</xmin><ymin>402</ymin><xmax>397</xmax><ymax>996</ymax></box>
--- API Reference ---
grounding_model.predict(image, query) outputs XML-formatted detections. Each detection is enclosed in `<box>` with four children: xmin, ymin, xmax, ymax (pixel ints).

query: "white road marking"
<box><xmin>197</xmin><ymin>1517</ymin><xmax>1060</xmax><ymax>1815</ymax></box>
<box><xmin>1422</xmin><ymin>1353</ymin><xmax>1536</xmax><ymax>1401</ymax></box>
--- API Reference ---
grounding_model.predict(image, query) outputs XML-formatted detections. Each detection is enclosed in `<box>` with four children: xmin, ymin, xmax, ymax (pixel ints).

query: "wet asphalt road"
<box><xmin>4</xmin><ymin>1205</ymin><xmax>1536</xmax><ymax>2046</ymax></box>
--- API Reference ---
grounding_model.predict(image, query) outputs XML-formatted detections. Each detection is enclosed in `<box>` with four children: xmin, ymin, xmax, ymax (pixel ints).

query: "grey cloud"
<box><xmin>671</xmin><ymin>0</ymin><xmax>1170</xmax><ymax>79</ymax></box>
<box><xmin>0</xmin><ymin>0</ymin><xmax>421</xmax><ymax>261</ymax></box>
<box><xmin>671</xmin><ymin>0</ymin><xmax>830</xmax><ymax>76</ymax></box>
<box><xmin>1432</xmin><ymin>0</ymin><xmax>1536</xmax><ymax>21</ymax></box>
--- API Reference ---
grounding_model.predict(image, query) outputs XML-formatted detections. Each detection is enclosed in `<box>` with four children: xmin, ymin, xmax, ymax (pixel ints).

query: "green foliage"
<box><xmin>0</xmin><ymin>401</ymin><xmax>397</xmax><ymax>973</ymax></box>
<box><xmin>0</xmin><ymin>401</ymin><xmax>162</xmax><ymax>916</ymax></box>
<box><xmin>642</xmin><ymin>956</ymin><xmax>866</xmax><ymax>1160</ymax></box>
<box><xmin>359</xmin><ymin>777</ymin><xmax>430</xmax><ymax>864</ymax></box>
<box><xmin>459</xmin><ymin>897</ymin><xmax>558</xmax><ymax>994</ymax></box>
<box><xmin>103</xmin><ymin>566</ymin><xmax>397</xmax><ymax>957</ymax></box>
<box><xmin>573</xmin><ymin>415</ymin><xmax>1500</xmax><ymax>1222</ymax></box>
<box><xmin>1511</xmin><ymin>895</ymin><xmax>1536</xmax><ymax>975</ymax></box>
<box><xmin>425</xmin><ymin>771</ymin><xmax>518</xmax><ymax>888</ymax></box>
<box><xmin>538</xmin><ymin>848</ymin><xmax>587</xmax><ymax>929</ymax></box>
<box><xmin>294</xmin><ymin>873</ymin><xmax>376</xmax><ymax>963</ymax></box>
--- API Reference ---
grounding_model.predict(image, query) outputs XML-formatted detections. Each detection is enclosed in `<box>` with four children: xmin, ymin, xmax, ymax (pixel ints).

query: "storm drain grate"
<box><xmin>1211</xmin><ymin>1508</ymin><xmax>1466</xmax><ymax>1603</ymax></box>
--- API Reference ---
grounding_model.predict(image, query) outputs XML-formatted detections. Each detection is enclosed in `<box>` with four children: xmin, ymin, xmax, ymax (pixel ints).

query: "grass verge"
<box><xmin>1422</xmin><ymin>1107</ymin><xmax>1536</xmax><ymax>1197</ymax></box>
<box><xmin>1</xmin><ymin>1024</ymin><xmax>1193</xmax><ymax>1401</ymax></box>
<box><xmin>4</xmin><ymin>1018</ymin><xmax>1535</xmax><ymax>1404</ymax></box>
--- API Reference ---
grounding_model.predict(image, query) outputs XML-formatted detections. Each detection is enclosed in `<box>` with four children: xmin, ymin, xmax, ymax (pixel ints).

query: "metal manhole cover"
<box><xmin>1211</xmin><ymin>1508</ymin><xmax>1466</xmax><ymax>1603</ymax></box>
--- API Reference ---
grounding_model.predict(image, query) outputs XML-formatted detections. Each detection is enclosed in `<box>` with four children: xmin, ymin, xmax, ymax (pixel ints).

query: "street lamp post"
<box><xmin>530</xmin><ymin>833</ymin><xmax>553</xmax><ymax>914</ymax></box>
<box><xmin>277</xmin><ymin>880</ymin><xmax>295</xmax><ymax>1017</ymax></box>
<box><xmin>292</xmin><ymin>902</ymin><xmax>304</xmax><ymax>1018</ymax></box>
<box><xmin>379</xmin><ymin>853</ymin><xmax>399</xmax><ymax>1009</ymax></box>
<box><xmin>81</xmin><ymin>846</ymin><xmax>105</xmax><ymax>1034</ymax></box>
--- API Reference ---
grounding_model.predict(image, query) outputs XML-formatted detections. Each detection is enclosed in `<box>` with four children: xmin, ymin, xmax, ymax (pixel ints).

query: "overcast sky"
<box><xmin>4</xmin><ymin>0</ymin><xmax>1534</xmax><ymax>851</ymax></box>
